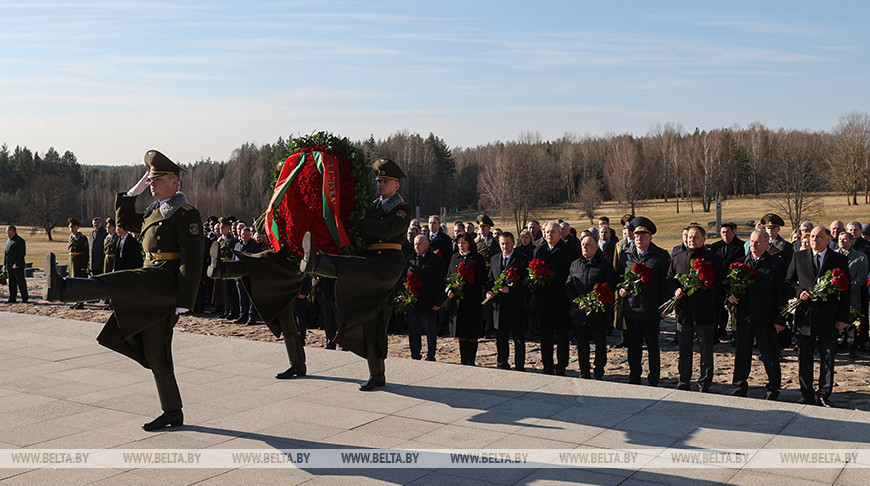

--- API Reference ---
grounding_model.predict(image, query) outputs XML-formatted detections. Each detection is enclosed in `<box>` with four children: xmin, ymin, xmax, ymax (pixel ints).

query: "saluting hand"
<box><xmin>126</xmin><ymin>171</ymin><xmax>151</xmax><ymax>197</ymax></box>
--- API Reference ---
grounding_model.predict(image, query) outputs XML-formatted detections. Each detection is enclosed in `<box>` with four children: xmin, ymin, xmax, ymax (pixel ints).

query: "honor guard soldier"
<box><xmin>67</xmin><ymin>217</ymin><xmax>89</xmax><ymax>309</ymax></box>
<box><xmin>45</xmin><ymin>150</ymin><xmax>203</xmax><ymax>431</ymax></box>
<box><xmin>761</xmin><ymin>213</ymin><xmax>794</xmax><ymax>268</ymax></box>
<box><xmin>475</xmin><ymin>214</ymin><xmax>499</xmax><ymax>267</ymax></box>
<box><xmin>103</xmin><ymin>218</ymin><xmax>119</xmax><ymax>274</ymax></box>
<box><xmin>300</xmin><ymin>157</ymin><xmax>413</xmax><ymax>390</ymax></box>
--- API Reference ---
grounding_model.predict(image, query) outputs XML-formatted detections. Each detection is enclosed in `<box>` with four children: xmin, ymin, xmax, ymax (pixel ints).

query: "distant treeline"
<box><xmin>1</xmin><ymin>112</ymin><xmax>868</xmax><ymax>236</ymax></box>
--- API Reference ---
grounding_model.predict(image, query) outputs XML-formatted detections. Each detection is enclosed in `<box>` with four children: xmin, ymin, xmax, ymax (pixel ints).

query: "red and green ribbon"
<box><xmin>266</xmin><ymin>149</ymin><xmax>350</xmax><ymax>252</ymax></box>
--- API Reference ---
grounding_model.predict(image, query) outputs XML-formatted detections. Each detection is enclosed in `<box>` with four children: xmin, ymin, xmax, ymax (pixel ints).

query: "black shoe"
<box><xmin>5</xmin><ymin>300</ymin><xmax>16</xmax><ymax>304</ymax></box>
<box><xmin>555</xmin><ymin>368</ymin><xmax>566</xmax><ymax>376</ymax></box>
<box><xmin>142</xmin><ymin>410</ymin><xmax>183</xmax><ymax>431</ymax></box>
<box><xmin>677</xmin><ymin>383</ymin><xmax>691</xmax><ymax>391</ymax></box>
<box><xmin>70</xmin><ymin>302</ymin><xmax>84</xmax><ymax>310</ymax></box>
<box><xmin>731</xmin><ymin>387</ymin><xmax>748</xmax><ymax>397</ymax></box>
<box><xmin>796</xmin><ymin>396</ymin><xmax>816</xmax><ymax>405</ymax></box>
<box><xmin>515</xmin><ymin>367</ymin><xmax>526</xmax><ymax>372</ymax></box>
<box><xmin>246</xmin><ymin>318</ymin><xmax>260</xmax><ymax>326</ymax></box>
<box><xmin>580</xmin><ymin>372</ymin><xmax>592</xmax><ymax>379</ymax></box>
<box><xmin>497</xmin><ymin>363</ymin><xmax>511</xmax><ymax>370</ymax></box>
<box><xmin>325</xmin><ymin>343</ymin><xmax>337</xmax><ymax>350</ymax></box>
<box><xmin>765</xmin><ymin>390</ymin><xmax>780</xmax><ymax>401</ymax></box>
<box><xmin>233</xmin><ymin>316</ymin><xmax>249</xmax><ymax>324</ymax></box>
<box><xmin>226</xmin><ymin>314</ymin><xmax>240</xmax><ymax>320</ymax></box>
<box><xmin>817</xmin><ymin>395</ymin><xmax>832</xmax><ymax>408</ymax></box>
<box><xmin>542</xmin><ymin>367</ymin><xmax>555</xmax><ymax>375</ymax></box>
<box><xmin>359</xmin><ymin>375</ymin><xmax>385</xmax><ymax>391</ymax></box>
<box><xmin>276</xmin><ymin>364</ymin><xmax>307</xmax><ymax>379</ymax></box>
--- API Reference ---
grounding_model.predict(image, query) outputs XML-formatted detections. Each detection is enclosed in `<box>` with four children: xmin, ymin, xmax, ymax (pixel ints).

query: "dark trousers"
<box><xmin>733</xmin><ymin>325</ymin><xmax>781</xmax><ymax>391</ymax></box>
<box><xmin>318</xmin><ymin>294</ymin><xmax>341</xmax><ymax>349</ymax></box>
<box><xmin>496</xmin><ymin>320</ymin><xmax>526</xmax><ymax>370</ymax></box>
<box><xmin>236</xmin><ymin>279</ymin><xmax>254</xmax><ymax>319</ymax></box>
<box><xmin>678</xmin><ymin>322</ymin><xmax>715</xmax><ymax>391</ymax></box>
<box><xmin>140</xmin><ymin>315</ymin><xmax>182</xmax><ymax>412</ymax></box>
<box><xmin>625</xmin><ymin>318</ymin><xmax>660</xmax><ymax>385</ymax></box>
<box><xmin>407</xmin><ymin>310</ymin><xmax>438</xmax><ymax>360</ymax></box>
<box><xmin>278</xmin><ymin>307</ymin><xmax>306</xmax><ymax>366</ymax></box>
<box><xmin>576</xmin><ymin>325</ymin><xmax>607</xmax><ymax>378</ymax></box>
<box><xmin>797</xmin><ymin>333</ymin><xmax>836</xmax><ymax>400</ymax></box>
<box><xmin>7</xmin><ymin>267</ymin><xmax>28</xmax><ymax>302</ymax></box>
<box><xmin>540</xmin><ymin>318</ymin><xmax>569</xmax><ymax>372</ymax></box>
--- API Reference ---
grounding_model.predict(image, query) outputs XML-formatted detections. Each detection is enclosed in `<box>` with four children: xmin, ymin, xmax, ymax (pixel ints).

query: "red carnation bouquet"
<box><xmin>659</xmin><ymin>258</ymin><xmax>716</xmax><ymax>315</ymax></box>
<box><xmin>395</xmin><ymin>272</ymin><xmax>422</xmax><ymax>314</ymax></box>
<box><xmin>724</xmin><ymin>262</ymin><xmax>757</xmax><ymax>331</ymax></box>
<box><xmin>525</xmin><ymin>258</ymin><xmax>552</xmax><ymax>310</ymax></box>
<box><xmin>482</xmin><ymin>266</ymin><xmax>523</xmax><ymax>305</ymax></box>
<box><xmin>441</xmin><ymin>261</ymin><xmax>476</xmax><ymax>308</ymax></box>
<box><xmin>780</xmin><ymin>267</ymin><xmax>849</xmax><ymax>316</ymax></box>
<box><xmin>571</xmin><ymin>282</ymin><xmax>614</xmax><ymax>316</ymax></box>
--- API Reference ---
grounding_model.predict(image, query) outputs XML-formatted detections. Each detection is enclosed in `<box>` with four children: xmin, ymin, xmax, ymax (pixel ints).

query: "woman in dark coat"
<box><xmin>447</xmin><ymin>233</ymin><xmax>488</xmax><ymax>365</ymax></box>
<box><xmin>515</xmin><ymin>230</ymin><xmax>536</xmax><ymax>262</ymax></box>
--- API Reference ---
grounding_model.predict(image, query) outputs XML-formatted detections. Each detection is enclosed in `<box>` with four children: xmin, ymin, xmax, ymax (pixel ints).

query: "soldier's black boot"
<box><xmin>42</xmin><ymin>252</ymin><xmax>65</xmax><ymax>301</ymax></box>
<box><xmin>359</xmin><ymin>344</ymin><xmax>386</xmax><ymax>391</ymax></box>
<box><xmin>144</xmin><ymin>373</ymin><xmax>184</xmax><ymax>431</ymax></box>
<box><xmin>206</xmin><ymin>241</ymin><xmax>247</xmax><ymax>279</ymax></box>
<box><xmin>276</xmin><ymin>363</ymin><xmax>307</xmax><ymax>379</ymax></box>
<box><xmin>44</xmin><ymin>253</ymin><xmax>110</xmax><ymax>303</ymax></box>
<box><xmin>299</xmin><ymin>232</ymin><xmax>337</xmax><ymax>277</ymax></box>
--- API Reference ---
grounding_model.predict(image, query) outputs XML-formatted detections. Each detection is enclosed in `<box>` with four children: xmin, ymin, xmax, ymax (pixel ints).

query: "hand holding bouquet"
<box><xmin>571</xmin><ymin>282</ymin><xmax>614</xmax><ymax>317</ymax></box>
<box><xmin>659</xmin><ymin>258</ymin><xmax>715</xmax><ymax>315</ymax></box>
<box><xmin>780</xmin><ymin>268</ymin><xmax>849</xmax><ymax>316</ymax></box>
<box><xmin>724</xmin><ymin>262</ymin><xmax>757</xmax><ymax>331</ymax></box>
<box><xmin>442</xmin><ymin>261</ymin><xmax>476</xmax><ymax>308</ymax></box>
<box><xmin>482</xmin><ymin>266</ymin><xmax>522</xmax><ymax>305</ymax></box>
<box><xmin>525</xmin><ymin>258</ymin><xmax>552</xmax><ymax>310</ymax></box>
<box><xmin>395</xmin><ymin>272</ymin><xmax>421</xmax><ymax>314</ymax></box>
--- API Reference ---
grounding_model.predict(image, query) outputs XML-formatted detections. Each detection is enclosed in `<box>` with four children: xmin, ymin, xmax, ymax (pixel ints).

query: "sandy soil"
<box><xmin>3</xmin><ymin>276</ymin><xmax>869</xmax><ymax>412</ymax></box>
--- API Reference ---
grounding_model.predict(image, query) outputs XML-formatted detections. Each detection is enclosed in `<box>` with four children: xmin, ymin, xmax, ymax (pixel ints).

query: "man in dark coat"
<box><xmin>90</xmin><ymin>217</ymin><xmax>107</xmax><ymax>275</ymax></box>
<box><xmin>427</xmin><ymin>215</ymin><xmax>453</xmax><ymax>265</ymax></box>
<box><xmin>114</xmin><ymin>225</ymin><xmax>143</xmax><ymax>271</ymax></box>
<box><xmin>617</xmin><ymin>217</ymin><xmax>670</xmax><ymax>386</ymax></box>
<box><xmin>729</xmin><ymin>229</ymin><xmax>787</xmax><ymax>400</ymax></box>
<box><xmin>711</xmin><ymin>222</ymin><xmax>746</xmax><ymax>338</ymax></box>
<box><xmin>485</xmin><ymin>232</ymin><xmax>529</xmax><ymax>371</ymax></box>
<box><xmin>532</xmin><ymin>221</ymin><xmax>577</xmax><ymax>375</ymax></box>
<box><xmin>566</xmin><ymin>235</ymin><xmax>617</xmax><ymax>379</ymax></box>
<box><xmin>666</xmin><ymin>224</ymin><xmax>726</xmax><ymax>392</ymax></box>
<box><xmin>4</xmin><ymin>225</ymin><xmax>28</xmax><ymax>303</ymax></box>
<box><xmin>785</xmin><ymin>226</ymin><xmax>851</xmax><ymax>407</ymax></box>
<box><xmin>404</xmin><ymin>235</ymin><xmax>446</xmax><ymax>361</ymax></box>
<box><xmin>67</xmin><ymin>217</ymin><xmax>89</xmax><ymax>309</ymax></box>
<box><xmin>301</xmin><ymin>158</ymin><xmax>413</xmax><ymax>391</ymax></box>
<box><xmin>233</xmin><ymin>226</ymin><xmax>261</xmax><ymax>324</ymax></box>
<box><xmin>44</xmin><ymin>150</ymin><xmax>203</xmax><ymax>431</ymax></box>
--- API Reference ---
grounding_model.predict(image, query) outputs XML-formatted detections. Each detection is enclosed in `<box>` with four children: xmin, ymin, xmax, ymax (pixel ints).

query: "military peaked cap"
<box><xmin>67</xmin><ymin>217</ymin><xmax>82</xmax><ymax>227</ymax></box>
<box><xmin>620</xmin><ymin>213</ymin><xmax>635</xmax><ymax>226</ymax></box>
<box><xmin>372</xmin><ymin>158</ymin><xmax>406</xmax><ymax>181</ymax></box>
<box><xmin>476</xmin><ymin>214</ymin><xmax>495</xmax><ymax>227</ymax></box>
<box><xmin>218</xmin><ymin>217</ymin><xmax>232</xmax><ymax>226</ymax></box>
<box><xmin>145</xmin><ymin>150</ymin><xmax>185</xmax><ymax>179</ymax></box>
<box><xmin>761</xmin><ymin>213</ymin><xmax>785</xmax><ymax>227</ymax></box>
<box><xmin>629</xmin><ymin>216</ymin><xmax>656</xmax><ymax>235</ymax></box>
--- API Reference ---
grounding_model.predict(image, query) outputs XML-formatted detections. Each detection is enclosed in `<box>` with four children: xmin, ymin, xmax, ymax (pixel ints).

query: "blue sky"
<box><xmin>1</xmin><ymin>1</ymin><xmax>868</xmax><ymax>166</ymax></box>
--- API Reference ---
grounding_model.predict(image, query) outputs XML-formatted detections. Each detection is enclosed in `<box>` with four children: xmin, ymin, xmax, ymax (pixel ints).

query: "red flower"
<box><xmin>406</xmin><ymin>272</ymin><xmax>422</xmax><ymax>296</ymax></box>
<box><xmin>506</xmin><ymin>267</ymin><xmax>521</xmax><ymax>284</ymax></box>
<box><xmin>529</xmin><ymin>259</ymin><xmax>552</xmax><ymax>277</ymax></box>
<box><xmin>435</xmin><ymin>249</ymin><xmax>443</xmax><ymax>257</ymax></box>
<box><xmin>594</xmin><ymin>282</ymin><xmax>614</xmax><ymax>304</ymax></box>
<box><xmin>632</xmin><ymin>262</ymin><xmax>652</xmax><ymax>283</ymax></box>
<box><xmin>831</xmin><ymin>268</ymin><xmax>849</xmax><ymax>291</ymax></box>
<box><xmin>693</xmin><ymin>259</ymin><xmax>716</xmax><ymax>286</ymax></box>
<box><xmin>457</xmin><ymin>262</ymin><xmax>476</xmax><ymax>284</ymax></box>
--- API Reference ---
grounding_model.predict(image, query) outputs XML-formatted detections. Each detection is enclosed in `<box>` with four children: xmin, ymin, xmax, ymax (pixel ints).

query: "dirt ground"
<box><xmin>3</xmin><ymin>277</ymin><xmax>869</xmax><ymax>412</ymax></box>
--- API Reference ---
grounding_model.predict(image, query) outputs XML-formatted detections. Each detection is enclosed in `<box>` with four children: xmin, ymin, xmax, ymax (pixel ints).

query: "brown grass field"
<box><xmin>7</xmin><ymin>192</ymin><xmax>870</xmax><ymax>267</ymax></box>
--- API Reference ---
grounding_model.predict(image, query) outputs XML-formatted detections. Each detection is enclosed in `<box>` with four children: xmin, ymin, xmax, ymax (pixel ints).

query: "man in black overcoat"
<box><xmin>485</xmin><ymin>232</ymin><xmax>529</xmax><ymax>371</ymax></box>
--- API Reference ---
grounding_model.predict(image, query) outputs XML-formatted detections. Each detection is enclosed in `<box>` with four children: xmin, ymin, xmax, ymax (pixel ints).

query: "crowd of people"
<box><xmin>4</xmin><ymin>210</ymin><xmax>870</xmax><ymax>406</ymax></box>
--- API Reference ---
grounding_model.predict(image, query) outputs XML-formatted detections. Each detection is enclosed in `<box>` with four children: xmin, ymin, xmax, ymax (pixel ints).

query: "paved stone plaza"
<box><xmin>0</xmin><ymin>311</ymin><xmax>868</xmax><ymax>485</ymax></box>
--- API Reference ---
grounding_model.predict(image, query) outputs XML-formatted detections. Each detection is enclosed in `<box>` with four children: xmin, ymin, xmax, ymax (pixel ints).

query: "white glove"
<box><xmin>126</xmin><ymin>171</ymin><xmax>151</xmax><ymax>197</ymax></box>
<box><xmin>175</xmin><ymin>307</ymin><xmax>188</xmax><ymax>315</ymax></box>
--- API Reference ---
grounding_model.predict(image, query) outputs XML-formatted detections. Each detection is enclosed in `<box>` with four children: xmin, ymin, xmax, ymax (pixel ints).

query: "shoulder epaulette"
<box><xmin>182</xmin><ymin>204</ymin><xmax>193</xmax><ymax>211</ymax></box>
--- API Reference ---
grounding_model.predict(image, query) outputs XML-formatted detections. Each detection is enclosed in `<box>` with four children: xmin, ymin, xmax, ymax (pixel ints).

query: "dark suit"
<box><xmin>711</xmin><ymin>237</ymin><xmax>746</xmax><ymax>335</ymax></box>
<box><xmin>4</xmin><ymin>233</ymin><xmax>28</xmax><ymax>303</ymax></box>
<box><xmin>732</xmin><ymin>253</ymin><xmax>787</xmax><ymax>393</ymax></box>
<box><xmin>617</xmin><ymin>243</ymin><xmax>670</xmax><ymax>385</ymax></box>
<box><xmin>566</xmin><ymin>250</ymin><xmax>617</xmax><ymax>379</ymax></box>
<box><xmin>90</xmin><ymin>227</ymin><xmax>107</xmax><ymax>275</ymax></box>
<box><xmin>532</xmin><ymin>240</ymin><xmax>578</xmax><ymax>374</ymax></box>
<box><xmin>405</xmin><ymin>250</ymin><xmax>446</xmax><ymax>360</ymax></box>
<box><xmin>428</xmin><ymin>231</ymin><xmax>453</xmax><ymax>269</ymax></box>
<box><xmin>234</xmin><ymin>238</ymin><xmax>262</xmax><ymax>321</ymax></box>
<box><xmin>487</xmin><ymin>251</ymin><xmax>529</xmax><ymax>370</ymax></box>
<box><xmin>666</xmin><ymin>247</ymin><xmax>725</xmax><ymax>391</ymax></box>
<box><xmin>785</xmin><ymin>249</ymin><xmax>850</xmax><ymax>401</ymax></box>
<box><xmin>115</xmin><ymin>234</ymin><xmax>143</xmax><ymax>271</ymax></box>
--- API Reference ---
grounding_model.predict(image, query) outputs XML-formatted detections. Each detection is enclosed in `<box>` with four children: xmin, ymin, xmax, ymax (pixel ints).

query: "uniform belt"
<box><xmin>221</xmin><ymin>258</ymin><xmax>233</xmax><ymax>261</ymax></box>
<box><xmin>368</xmin><ymin>243</ymin><xmax>401</xmax><ymax>251</ymax></box>
<box><xmin>105</xmin><ymin>254</ymin><xmax>116</xmax><ymax>258</ymax></box>
<box><xmin>70</xmin><ymin>252</ymin><xmax>84</xmax><ymax>255</ymax></box>
<box><xmin>146</xmin><ymin>252</ymin><xmax>181</xmax><ymax>261</ymax></box>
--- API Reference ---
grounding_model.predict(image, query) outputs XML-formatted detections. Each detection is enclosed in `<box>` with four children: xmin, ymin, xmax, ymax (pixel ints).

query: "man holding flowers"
<box><xmin>485</xmin><ymin>232</ymin><xmax>529</xmax><ymax>371</ymax></box>
<box><xmin>786</xmin><ymin>226</ymin><xmax>851</xmax><ymax>407</ymax></box>
<box><xmin>666</xmin><ymin>225</ymin><xmax>725</xmax><ymax>392</ymax></box>
<box><xmin>616</xmin><ymin>217</ymin><xmax>670</xmax><ymax>386</ymax></box>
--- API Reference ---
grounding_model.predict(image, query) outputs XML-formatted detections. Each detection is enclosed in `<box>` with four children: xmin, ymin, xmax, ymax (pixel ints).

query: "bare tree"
<box><xmin>829</xmin><ymin>111</ymin><xmax>870</xmax><ymax>205</ymax></box>
<box><xmin>771</xmin><ymin>130</ymin><xmax>827</xmax><ymax>230</ymax></box>
<box><xmin>576</xmin><ymin>177</ymin><xmax>603</xmax><ymax>225</ymax></box>
<box><xmin>25</xmin><ymin>175</ymin><xmax>72</xmax><ymax>240</ymax></box>
<box><xmin>478</xmin><ymin>142</ymin><xmax>554</xmax><ymax>233</ymax></box>
<box><xmin>604</xmin><ymin>135</ymin><xmax>646</xmax><ymax>214</ymax></box>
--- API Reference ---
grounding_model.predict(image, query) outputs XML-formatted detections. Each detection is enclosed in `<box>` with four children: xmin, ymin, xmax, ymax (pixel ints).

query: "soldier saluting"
<box><xmin>44</xmin><ymin>150</ymin><xmax>203</xmax><ymax>431</ymax></box>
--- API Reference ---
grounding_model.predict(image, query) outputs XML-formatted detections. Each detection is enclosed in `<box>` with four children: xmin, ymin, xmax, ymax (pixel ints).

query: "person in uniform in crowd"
<box><xmin>4</xmin><ymin>225</ymin><xmax>28</xmax><ymax>304</ymax></box>
<box><xmin>67</xmin><ymin>218</ymin><xmax>89</xmax><ymax>309</ymax></box>
<box><xmin>711</xmin><ymin>222</ymin><xmax>746</xmax><ymax>340</ymax></box>
<box><xmin>614</xmin><ymin>214</ymin><xmax>635</xmax><ymax>260</ymax></box>
<box><xmin>103</xmin><ymin>218</ymin><xmax>119</xmax><ymax>274</ymax></box>
<box><xmin>786</xmin><ymin>226</ymin><xmax>850</xmax><ymax>407</ymax></box>
<box><xmin>617</xmin><ymin>217</ymin><xmax>670</xmax><ymax>386</ymax></box>
<box><xmin>233</xmin><ymin>226</ymin><xmax>261</xmax><ymax>324</ymax></box>
<box><xmin>667</xmin><ymin>224</ymin><xmax>725</xmax><ymax>392</ymax></box>
<box><xmin>566</xmin><ymin>235</ymin><xmax>617</xmax><ymax>379</ymax></box>
<box><xmin>761</xmin><ymin>213</ymin><xmax>794</xmax><ymax>268</ymax></box>
<box><xmin>404</xmin><ymin>235</ymin><xmax>445</xmax><ymax>361</ymax></box>
<box><xmin>476</xmin><ymin>214</ymin><xmax>500</xmax><ymax>338</ymax></box>
<box><xmin>214</xmin><ymin>217</ymin><xmax>239</xmax><ymax>319</ymax></box>
<box><xmin>44</xmin><ymin>150</ymin><xmax>203</xmax><ymax>431</ymax></box>
<box><xmin>533</xmin><ymin>221</ymin><xmax>578</xmax><ymax>375</ymax></box>
<box><xmin>828</xmin><ymin>220</ymin><xmax>845</xmax><ymax>252</ymax></box>
<box><xmin>447</xmin><ymin>232</ymin><xmax>487</xmax><ymax>365</ymax></box>
<box><xmin>835</xmin><ymin>231</ymin><xmax>867</xmax><ymax>354</ymax></box>
<box><xmin>299</xmin><ymin>158</ymin><xmax>412</xmax><ymax>390</ymax></box>
<box><xmin>728</xmin><ymin>230</ymin><xmax>787</xmax><ymax>400</ymax></box>
<box><xmin>793</xmin><ymin>221</ymin><xmax>814</xmax><ymax>252</ymax></box>
<box><xmin>485</xmin><ymin>231</ymin><xmax>529</xmax><ymax>371</ymax></box>
<box><xmin>115</xmin><ymin>225</ymin><xmax>143</xmax><ymax>271</ymax></box>
<box><xmin>90</xmin><ymin>216</ymin><xmax>107</xmax><ymax>276</ymax></box>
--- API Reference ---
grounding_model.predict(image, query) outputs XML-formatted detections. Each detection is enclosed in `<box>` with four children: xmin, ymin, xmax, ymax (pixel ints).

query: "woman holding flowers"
<box><xmin>446</xmin><ymin>233</ymin><xmax>487</xmax><ymax>365</ymax></box>
<box><xmin>566</xmin><ymin>235</ymin><xmax>617</xmax><ymax>379</ymax></box>
<box><xmin>665</xmin><ymin>225</ymin><xmax>725</xmax><ymax>392</ymax></box>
